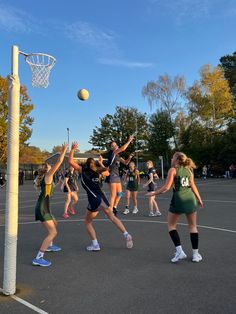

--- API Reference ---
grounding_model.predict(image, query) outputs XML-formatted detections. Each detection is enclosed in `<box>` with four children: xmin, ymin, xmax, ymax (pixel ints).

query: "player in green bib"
<box><xmin>32</xmin><ymin>143</ymin><xmax>68</xmax><ymax>267</ymax></box>
<box><xmin>146</xmin><ymin>152</ymin><xmax>203</xmax><ymax>263</ymax></box>
<box><xmin>123</xmin><ymin>162</ymin><xmax>140</xmax><ymax>214</ymax></box>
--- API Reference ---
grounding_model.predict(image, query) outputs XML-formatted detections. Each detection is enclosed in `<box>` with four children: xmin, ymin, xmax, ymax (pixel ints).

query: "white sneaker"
<box><xmin>123</xmin><ymin>208</ymin><xmax>130</xmax><ymax>215</ymax></box>
<box><xmin>148</xmin><ymin>212</ymin><xmax>155</xmax><ymax>217</ymax></box>
<box><xmin>171</xmin><ymin>250</ymin><xmax>187</xmax><ymax>263</ymax></box>
<box><xmin>125</xmin><ymin>234</ymin><xmax>133</xmax><ymax>249</ymax></box>
<box><xmin>132</xmin><ymin>208</ymin><xmax>139</xmax><ymax>214</ymax></box>
<box><xmin>86</xmin><ymin>243</ymin><xmax>101</xmax><ymax>251</ymax></box>
<box><xmin>192</xmin><ymin>253</ymin><xmax>202</xmax><ymax>263</ymax></box>
<box><xmin>154</xmin><ymin>211</ymin><xmax>162</xmax><ymax>216</ymax></box>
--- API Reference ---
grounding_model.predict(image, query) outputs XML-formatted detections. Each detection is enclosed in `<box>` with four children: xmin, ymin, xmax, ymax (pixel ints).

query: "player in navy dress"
<box><xmin>69</xmin><ymin>142</ymin><xmax>133</xmax><ymax>251</ymax></box>
<box><xmin>143</xmin><ymin>160</ymin><xmax>161</xmax><ymax>217</ymax></box>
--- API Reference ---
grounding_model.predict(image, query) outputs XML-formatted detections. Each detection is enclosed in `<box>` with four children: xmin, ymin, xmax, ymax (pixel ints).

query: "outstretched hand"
<box><xmin>198</xmin><ymin>199</ymin><xmax>203</xmax><ymax>207</ymax></box>
<box><xmin>128</xmin><ymin>135</ymin><xmax>135</xmax><ymax>142</ymax></box>
<box><xmin>71</xmin><ymin>141</ymin><xmax>79</xmax><ymax>150</ymax></box>
<box><xmin>62</xmin><ymin>142</ymin><xmax>68</xmax><ymax>152</ymax></box>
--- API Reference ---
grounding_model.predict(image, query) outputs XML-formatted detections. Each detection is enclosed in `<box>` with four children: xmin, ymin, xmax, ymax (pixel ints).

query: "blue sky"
<box><xmin>0</xmin><ymin>0</ymin><xmax>235</xmax><ymax>152</ymax></box>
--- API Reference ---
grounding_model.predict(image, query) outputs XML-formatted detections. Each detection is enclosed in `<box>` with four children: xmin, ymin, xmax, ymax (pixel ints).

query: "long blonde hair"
<box><xmin>173</xmin><ymin>152</ymin><xmax>196</xmax><ymax>170</ymax></box>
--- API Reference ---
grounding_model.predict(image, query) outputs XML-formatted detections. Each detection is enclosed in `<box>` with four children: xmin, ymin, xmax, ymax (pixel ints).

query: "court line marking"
<box><xmin>0</xmin><ymin>198</ymin><xmax>89</xmax><ymax>212</ymax></box>
<box><xmin>0</xmin><ymin>287</ymin><xmax>49</xmax><ymax>314</ymax></box>
<box><xmin>0</xmin><ymin>218</ymin><xmax>235</xmax><ymax>234</ymax></box>
<box><xmin>1</xmin><ymin>195</ymin><xmax>236</xmax><ymax>213</ymax></box>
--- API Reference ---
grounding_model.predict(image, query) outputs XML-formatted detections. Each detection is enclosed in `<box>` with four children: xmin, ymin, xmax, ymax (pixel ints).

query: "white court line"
<box><xmin>0</xmin><ymin>288</ymin><xmax>49</xmax><ymax>314</ymax></box>
<box><xmin>0</xmin><ymin>218</ymin><xmax>236</xmax><ymax>234</ymax></box>
<box><xmin>1</xmin><ymin>196</ymin><xmax>235</xmax><ymax>212</ymax></box>
<box><xmin>0</xmin><ymin>198</ymin><xmax>88</xmax><ymax>212</ymax></box>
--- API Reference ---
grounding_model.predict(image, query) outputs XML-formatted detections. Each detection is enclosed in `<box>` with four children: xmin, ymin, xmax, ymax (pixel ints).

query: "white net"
<box><xmin>25</xmin><ymin>53</ymin><xmax>56</xmax><ymax>88</ymax></box>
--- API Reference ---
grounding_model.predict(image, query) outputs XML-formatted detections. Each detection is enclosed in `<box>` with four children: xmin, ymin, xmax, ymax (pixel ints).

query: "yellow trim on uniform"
<box><xmin>45</xmin><ymin>184</ymin><xmax>52</xmax><ymax>197</ymax></box>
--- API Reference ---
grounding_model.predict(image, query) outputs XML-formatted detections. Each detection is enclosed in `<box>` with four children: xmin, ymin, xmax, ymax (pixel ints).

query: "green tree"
<box><xmin>180</xmin><ymin>122</ymin><xmax>215</xmax><ymax>165</ymax></box>
<box><xmin>148</xmin><ymin>110</ymin><xmax>175</xmax><ymax>163</ymax></box>
<box><xmin>218</xmin><ymin>122</ymin><xmax>236</xmax><ymax>167</ymax></box>
<box><xmin>20</xmin><ymin>146</ymin><xmax>50</xmax><ymax>164</ymax></box>
<box><xmin>187</xmin><ymin>65</ymin><xmax>235</xmax><ymax>130</ymax></box>
<box><xmin>52</xmin><ymin>145</ymin><xmax>64</xmax><ymax>153</ymax></box>
<box><xmin>0</xmin><ymin>76</ymin><xmax>34</xmax><ymax>164</ymax></box>
<box><xmin>142</xmin><ymin>74</ymin><xmax>186</xmax><ymax>149</ymax></box>
<box><xmin>90</xmin><ymin>106</ymin><xmax>149</xmax><ymax>154</ymax></box>
<box><xmin>219</xmin><ymin>52</ymin><xmax>236</xmax><ymax>100</ymax></box>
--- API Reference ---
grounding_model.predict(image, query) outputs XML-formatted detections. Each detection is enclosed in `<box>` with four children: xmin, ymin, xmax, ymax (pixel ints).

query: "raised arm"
<box><xmin>45</xmin><ymin>143</ymin><xmax>68</xmax><ymax>183</ymax></box>
<box><xmin>120</xmin><ymin>153</ymin><xmax>134</xmax><ymax>166</ymax></box>
<box><xmin>114</xmin><ymin>135</ymin><xmax>134</xmax><ymax>155</ymax></box>
<box><xmin>68</xmin><ymin>142</ymin><xmax>82</xmax><ymax>173</ymax></box>
<box><xmin>146</xmin><ymin>168</ymin><xmax>176</xmax><ymax>196</ymax></box>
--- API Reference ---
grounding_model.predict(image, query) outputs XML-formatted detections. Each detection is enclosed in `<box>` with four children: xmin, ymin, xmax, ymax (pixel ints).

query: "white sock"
<box><xmin>36</xmin><ymin>250</ymin><xmax>44</xmax><ymax>259</ymax></box>
<box><xmin>192</xmin><ymin>249</ymin><xmax>199</xmax><ymax>255</ymax></box>
<box><xmin>123</xmin><ymin>231</ymin><xmax>129</xmax><ymax>238</ymax></box>
<box><xmin>92</xmin><ymin>239</ymin><xmax>98</xmax><ymax>246</ymax></box>
<box><xmin>134</xmin><ymin>207</ymin><xmax>137</xmax><ymax>210</ymax></box>
<box><xmin>176</xmin><ymin>245</ymin><xmax>183</xmax><ymax>254</ymax></box>
<box><xmin>50</xmin><ymin>241</ymin><xmax>53</xmax><ymax>246</ymax></box>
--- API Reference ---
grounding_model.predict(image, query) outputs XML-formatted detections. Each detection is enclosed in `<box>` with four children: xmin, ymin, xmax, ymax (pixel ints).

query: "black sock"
<box><xmin>169</xmin><ymin>230</ymin><xmax>181</xmax><ymax>247</ymax></box>
<box><xmin>113</xmin><ymin>207</ymin><xmax>117</xmax><ymax>216</ymax></box>
<box><xmin>190</xmin><ymin>233</ymin><xmax>198</xmax><ymax>249</ymax></box>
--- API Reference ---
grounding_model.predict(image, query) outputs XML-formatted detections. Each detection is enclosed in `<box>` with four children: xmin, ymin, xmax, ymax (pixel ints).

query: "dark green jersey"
<box><xmin>126</xmin><ymin>169</ymin><xmax>139</xmax><ymax>191</ymax></box>
<box><xmin>169</xmin><ymin>167</ymin><xmax>197</xmax><ymax>214</ymax></box>
<box><xmin>35</xmin><ymin>177</ymin><xmax>55</xmax><ymax>222</ymax></box>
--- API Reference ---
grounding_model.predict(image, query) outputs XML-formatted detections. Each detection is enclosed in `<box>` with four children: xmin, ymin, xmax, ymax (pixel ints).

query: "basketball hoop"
<box><xmin>24</xmin><ymin>53</ymin><xmax>56</xmax><ymax>88</ymax></box>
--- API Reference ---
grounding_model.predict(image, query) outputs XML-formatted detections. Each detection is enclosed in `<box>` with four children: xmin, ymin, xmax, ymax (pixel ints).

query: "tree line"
<box><xmin>90</xmin><ymin>52</ymin><xmax>236</xmax><ymax>175</ymax></box>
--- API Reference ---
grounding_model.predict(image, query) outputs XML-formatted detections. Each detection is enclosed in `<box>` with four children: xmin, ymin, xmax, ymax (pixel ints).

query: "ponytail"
<box><xmin>174</xmin><ymin>152</ymin><xmax>196</xmax><ymax>170</ymax></box>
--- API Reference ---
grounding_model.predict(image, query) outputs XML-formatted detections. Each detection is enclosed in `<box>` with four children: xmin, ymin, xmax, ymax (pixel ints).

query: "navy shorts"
<box><xmin>87</xmin><ymin>192</ymin><xmax>110</xmax><ymax>212</ymax></box>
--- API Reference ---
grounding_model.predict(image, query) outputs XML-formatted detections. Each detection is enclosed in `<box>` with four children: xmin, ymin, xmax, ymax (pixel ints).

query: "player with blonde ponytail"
<box><xmin>146</xmin><ymin>152</ymin><xmax>203</xmax><ymax>263</ymax></box>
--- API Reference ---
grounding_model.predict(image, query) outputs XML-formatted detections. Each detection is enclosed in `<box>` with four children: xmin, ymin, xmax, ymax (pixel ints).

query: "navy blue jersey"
<box><xmin>147</xmin><ymin>168</ymin><xmax>157</xmax><ymax>191</ymax></box>
<box><xmin>81</xmin><ymin>165</ymin><xmax>109</xmax><ymax>211</ymax></box>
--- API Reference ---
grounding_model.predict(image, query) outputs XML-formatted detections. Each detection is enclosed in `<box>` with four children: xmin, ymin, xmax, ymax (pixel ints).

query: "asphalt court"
<box><xmin>0</xmin><ymin>179</ymin><xmax>236</xmax><ymax>314</ymax></box>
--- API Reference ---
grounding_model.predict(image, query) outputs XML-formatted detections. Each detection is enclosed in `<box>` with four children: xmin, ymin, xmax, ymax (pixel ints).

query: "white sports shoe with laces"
<box><xmin>192</xmin><ymin>253</ymin><xmax>202</xmax><ymax>263</ymax></box>
<box><xmin>125</xmin><ymin>234</ymin><xmax>133</xmax><ymax>249</ymax></box>
<box><xmin>171</xmin><ymin>250</ymin><xmax>187</xmax><ymax>263</ymax></box>
<box><xmin>123</xmin><ymin>208</ymin><xmax>130</xmax><ymax>215</ymax></box>
<box><xmin>86</xmin><ymin>243</ymin><xmax>101</xmax><ymax>251</ymax></box>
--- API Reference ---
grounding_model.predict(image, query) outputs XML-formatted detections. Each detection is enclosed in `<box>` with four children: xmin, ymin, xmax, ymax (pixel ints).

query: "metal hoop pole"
<box><xmin>3</xmin><ymin>45</ymin><xmax>20</xmax><ymax>295</ymax></box>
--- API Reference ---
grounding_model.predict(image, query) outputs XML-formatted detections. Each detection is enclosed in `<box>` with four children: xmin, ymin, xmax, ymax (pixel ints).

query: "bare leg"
<box><xmin>167</xmin><ymin>212</ymin><xmax>181</xmax><ymax>231</ymax></box>
<box><xmin>125</xmin><ymin>190</ymin><xmax>131</xmax><ymax>207</ymax></box>
<box><xmin>186</xmin><ymin>212</ymin><xmax>198</xmax><ymax>233</ymax></box>
<box><xmin>149</xmin><ymin>196</ymin><xmax>154</xmax><ymax>212</ymax></box>
<box><xmin>103</xmin><ymin>206</ymin><xmax>126</xmax><ymax>233</ymax></box>
<box><xmin>40</xmin><ymin>220</ymin><xmax>57</xmax><ymax>251</ymax></box>
<box><xmin>131</xmin><ymin>191</ymin><xmax>138</xmax><ymax>208</ymax></box>
<box><xmin>70</xmin><ymin>191</ymin><xmax>78</xmax><ymax>210</ymax></box>
<box><xmin>64</xmin><ymin>193</ymin><xmax>71</xmax><ymax>214</ymax></box>
<box><xmin>113</xmin><ymin>183</ymin><xmax>122</xmax><ymax>208</ymax></box>
<box><xmin>109</xmin><ymin>183</ymin><xmax>117</xmax><ymax>209</ymax></box>
<box><xmin>85</xmin><ymin>211</ymin><xmax>99</xmax><ymax>240</ymax></box>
